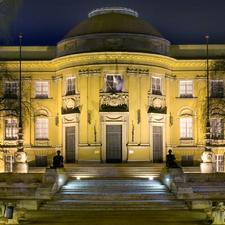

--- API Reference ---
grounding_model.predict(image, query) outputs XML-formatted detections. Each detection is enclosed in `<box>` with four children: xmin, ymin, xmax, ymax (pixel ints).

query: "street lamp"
<box><xmin>13</xmin><ymin>34</ymin><xmax>28</xmax><ymax>173</ymax></box>
<box><xmin>205</xmin><ymin>35</ymin><xmax>211</xmax><ymax>146</ymax></box>
<box><xmin>200</xmin><ymin>34</ymin><xmax>216</xmax><ymax>173</ymax></box>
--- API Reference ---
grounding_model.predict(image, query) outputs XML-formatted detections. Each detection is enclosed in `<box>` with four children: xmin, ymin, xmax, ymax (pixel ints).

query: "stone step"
<box><xmin>64</xmin><ymin>165</ymin><xmax>164</xmax><ymax>179</ymax></box>
<box><xmin>56</xmin><ymin>193</ymin><xmax>176</xmax><ymax>201</ymax></box>
<box><xmin>40</xmin><ymin>177</ymin><xmax>188</xmax><ymax>211</ymax></box>
<box><xmin>41</xmin><ymin>199</ymin><xmax>187</xmax><ymax>211</ymax></box>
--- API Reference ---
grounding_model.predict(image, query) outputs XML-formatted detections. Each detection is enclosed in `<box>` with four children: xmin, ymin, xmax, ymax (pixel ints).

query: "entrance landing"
<box><xmin>64</xmin><ymin>163</ymin><xmax>164</xmax><ymax>179</ymax></box>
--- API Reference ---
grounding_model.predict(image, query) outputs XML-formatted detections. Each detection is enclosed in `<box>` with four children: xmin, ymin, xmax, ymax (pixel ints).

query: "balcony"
<box><xmin>62</xmin><ymin>94</ymin><xmax>80</xmax><ymax>114</ymax></box>
<box><xmin>99</xmin><ymin>92</ymin><xmax>129</xmax><ymax>112</ymax></box>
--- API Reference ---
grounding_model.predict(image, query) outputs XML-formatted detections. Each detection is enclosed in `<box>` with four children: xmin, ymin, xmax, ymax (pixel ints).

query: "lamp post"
<box><xmin>200</xmin><ymin>34</ymin><xmax>216</xmax><ymax>173</ymax></box>
<box><xmin>205</xmin><ymin>35</ymin><xmax>211</xmax><ymax>147</ymax></box>
<box><xmin>13</xmin><ymin>34</ymin><xmax>28</xmax><ymax>173</ymax></box>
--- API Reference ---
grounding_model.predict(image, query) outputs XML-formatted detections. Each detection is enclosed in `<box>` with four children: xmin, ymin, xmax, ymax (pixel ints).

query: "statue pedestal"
<box><xmin>13</xmin><ymin>152</ymin><xmax>28</xmax><ymax>173</ymax></box>
<box><xmin>200</xmin><ymin>162</ymin><xmax>216</xmax><ymax>173</ymax></box>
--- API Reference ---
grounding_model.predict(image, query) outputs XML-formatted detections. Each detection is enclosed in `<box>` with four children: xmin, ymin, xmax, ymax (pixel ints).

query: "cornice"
<box><xmin>0</xmin><ymin>52</ymin><xmax>214</xmax><ymax>73</ymax></box>
<box><xmin>0</xmin><ymin>60</ymin><xmax>55</xmax><ymax>72</ymax></box>
<box><xmin>53</xmin><ymin>52</ymin><xmax>210</xmax><ymax>72</ymax></box>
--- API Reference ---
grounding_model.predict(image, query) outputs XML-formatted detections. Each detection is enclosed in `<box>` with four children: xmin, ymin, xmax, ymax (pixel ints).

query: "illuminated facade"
<box><xmin>0</xmin><ymin>7</ymin><xmax>225</xmax><ymax>169</ymax></box>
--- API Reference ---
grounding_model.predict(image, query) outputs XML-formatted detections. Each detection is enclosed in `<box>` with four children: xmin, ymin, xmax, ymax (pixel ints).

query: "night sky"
<box><xmin>0</xmin><ymin>0</ymin><xmax>225</xmax><ymax>46</ymax></box>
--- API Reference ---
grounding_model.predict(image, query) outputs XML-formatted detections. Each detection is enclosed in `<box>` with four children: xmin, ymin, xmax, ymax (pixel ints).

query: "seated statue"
<box><xmin>52</xmin><ymin>150</ymin><xmax>64</xmax><ymax>169</ymax></box>
<box><xmin>166</xmin><ymin>149</ymin><xmax>179</xmax><ymax>168</ymax></box>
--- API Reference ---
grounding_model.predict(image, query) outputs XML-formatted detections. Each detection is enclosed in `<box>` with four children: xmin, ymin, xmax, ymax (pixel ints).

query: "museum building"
<box><xmin>0</xmin><ymin>7</ymin><xmax>225</xmax><ymax>169</ymax></box>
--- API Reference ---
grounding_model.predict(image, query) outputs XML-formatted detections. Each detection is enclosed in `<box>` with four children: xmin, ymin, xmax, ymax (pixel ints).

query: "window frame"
<box><xmin>5</xmin><ymin>118</ymin><xmax>18</xmax><ymax>140</ymax></box>
<box><xmin>210</xmin><ymin>118</ymin><xmax>224</xmax><ymax>140</ymax></box>
<box><xmin>215</xmin><ymin>154</ymin><xmax>224</xmax><ymax>172</ymax></box>
<box><xmin>210</xmin><ymin>80</ymin><xmax>224</xmax><ymax>98</ymax></box>
<box><xmin>35</xmin><ymin>117</ymin><xmax>49</xmax><ymax>140</ymax></box>
<box><xmin>180</xmin><ymin>117</ymin><xmax>193</xmax><ymax>139</ymax></box>
<box><xmin>105</xmin><ymin>74</ymin><xmax>123</xmax><ymax>93</ymax></box>
<box><xmin>152</xmin><ymin>76</ymin><xmax>162</xmax><ymax>95</ymax></box>
<box><xmin>35</xmin><ymin>81</ymin><xmax>49</xmax><ymax>99</ymax></box>
<box><xmin>179</xmin><ymin>80</ymin><xmax>193</xmax><ymax>98</ymax></box>
<box><xmin>4</xmin><ymin>81</ymin><xmax>18</xmax><ymax>99</ymax></box>
<box><xmin>66</xmin><ymin>77</ymin><xmax>76</xmax><ymax>96</ymax></box>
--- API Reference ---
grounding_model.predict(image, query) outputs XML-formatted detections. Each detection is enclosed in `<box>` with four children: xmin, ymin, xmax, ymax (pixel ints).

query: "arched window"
<box><xmin>180</xmin><ymin>117</ymin><xmax>193</xmax><ymax>139</ymax></box>
<box><xmin>34</xmin><ymin>109</ymin><xmax>49</xmax><ymax>140</ymax></box>
<box><xmin>178</xmin><ymin>107</ymin><xmax>194</xmax><ymax>139</ymax></box>
<box><xmin>35</xmin><ymin>118</ymin><xmax>48</xmax><ymax>140</ymax></box>
<box><xmin>210</xmin><ymin>118</ymin><xmax>224</xmax><ymax>139</ymax></box>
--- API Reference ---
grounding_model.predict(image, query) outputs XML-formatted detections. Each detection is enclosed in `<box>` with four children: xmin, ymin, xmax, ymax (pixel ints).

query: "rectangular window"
<box><xmin>35</xmin><ymin>118</ymin><xmax>48</xmax><ymax>140</ymax></box>
<box><xmin>4</xmin><ymin>81</ymin><xmax>18</xmax><ymax>98</ymax></box>
<box><xmin>106</xmin><ymin>75</ymin><xmax>123</xmax><ymax>92</ymax></box>
<box><xmin>5</xmin><ymin>119</ymin><xmax>18</xmax><ymax>140</ymax></box>
<box><xmin>35</xmin><ymin>81</ymin><xmax>48</xmax><ymax>98</ymax></box>
<box><xmin>66</xmin><ymin>77</ymin><xmax>75</xmax><ymax>95</ymax></box>
<box><xmin>181</xmin><ymin>155</ymin><xmax>194</xmax><ymax>166</ymax></box>
<box><xmin>180</xmin><ymin>117</ymin><xmax>193</xmax><ymax>139</ymax></box>
<box><xmin>211</xmin><ymin>80</ymin><xmax>224</xmax><ymax>98</ymax></box>
<box><xmin>179</xmin><ymin>80</ymin><xmax>193</xmax><ymax>97</ymax></box>
<box><xmin>152</xmin><ymin>77</ymin><xmax>161</xmax><ymax>95</ymax></box>
<box><xmin>215</xmin><ymin>155</ymin><xmax>224</xmax><ymax>172</ymax></box>
<box><xmin>211</xmin><ymin>118</ymin><xmax>224</xmax><ymax>139</ymax></box>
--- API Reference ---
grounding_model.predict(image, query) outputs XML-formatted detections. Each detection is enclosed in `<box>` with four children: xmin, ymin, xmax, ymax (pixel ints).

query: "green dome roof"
<box><xmin>65</xmin><ymin>7</ymin><xmax>163</xmax><ymax>38</ymax></box>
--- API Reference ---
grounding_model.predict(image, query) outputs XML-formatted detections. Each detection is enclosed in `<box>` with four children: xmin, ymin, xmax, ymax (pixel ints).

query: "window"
<box><xmin>211</xmin><ymin>118</ymin><xmax>224</xmax><ymax>139</ymax></box>
<box><xmin>179</xmin><ymin>80</ymin><xmax>193</xmax><ymax>97</ymax></box>
<box><xmin>66</xmin><ymin>77</ymin><xmax>75</xmax><ymax>95</ymax></box>
<box><xmin>180</xmin><ymin>117</ymin><xmax>193</xmax><ymax>139</ymax></box>
<box><xmin>4</xmin><ymin>81</ymin><xmax>18</xmax><ymax>98</ymax></box>
<box><xmin>35</xmin><ymin>81</ymin><xmax>48</xmax><ymax>98</ymax></box>
<box><xmin>5</xmin><ymin>118</ymin><xmax>18</xmax><ymax>140</ymax></box>
<box><xmin>211</xmin><ymin>80</ymin><xmax>224</xmax><ymax>98</ymax></box>
<box><xmin>35</xmin><ymin>118</ymin><xmax>48</xmax><ymax>140</ymax></box>
<box><xmin>152</xmin><ymin>77</ymin><xmax>161</xmax><ymax>95</ymax></box>
<box><xmin>105</xmin><ymin>75</ymin><xmax>123</xmax><ymax>92</ymax></box>
<box><xmin>181</xmin><ymin>155</ymin><xmax>194</xmax><ymax>166</ymax></box>
<box><xmin>215</xmin><ymin>155</ymin><xmax>224</xmax><ymax>172</ymax></box>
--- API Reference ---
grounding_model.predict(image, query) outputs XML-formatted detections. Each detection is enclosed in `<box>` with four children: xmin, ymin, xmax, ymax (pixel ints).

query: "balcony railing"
<box><xmin>99</xmin><ymin>92</ymin><xmax>129</xmax><ymax>112</ymax></box>
<box><xmin>148</xmin><ymin>91</ymin><xmax>166</xmax><ymax>114</ymax></box>
<box><xmin>62</xmin><ymin>94</ymin><xmax>80</xmax><ymax>114</ymax></box>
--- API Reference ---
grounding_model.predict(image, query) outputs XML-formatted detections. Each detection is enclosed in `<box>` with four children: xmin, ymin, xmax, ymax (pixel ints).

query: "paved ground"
<box><xmin>22</xmin><ymin>210</ymin><xmax>206</xmax><ymax>225</ymax></box>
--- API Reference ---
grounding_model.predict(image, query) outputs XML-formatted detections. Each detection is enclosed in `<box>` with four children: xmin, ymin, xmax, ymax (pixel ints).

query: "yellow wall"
<box><xmin>0</xmin><ymin>52</ymin><xmax>223</xmax><ymax>165</ymax></box>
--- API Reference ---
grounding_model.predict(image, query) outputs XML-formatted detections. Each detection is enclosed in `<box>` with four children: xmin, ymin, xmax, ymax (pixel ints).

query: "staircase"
<box><xmin>40</xmin><ymin>164</ymin><xmax>187</xmax><ymax>211</ymax></box>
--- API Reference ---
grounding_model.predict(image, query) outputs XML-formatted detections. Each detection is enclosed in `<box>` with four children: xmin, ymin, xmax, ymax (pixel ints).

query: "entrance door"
<box><xmin>106</xmin><ymin>125</ymin><xmax>122</xmax><ymax>163</ymax></box>
<box><xmin>65</xmin><ymin>126</ymin><xmax>75</xmax><ymax>163</ymax></box>
<box><xmin>153</xmin><ymin>126</ymin><xmax>163</xmax><ymax>163</ymax></box>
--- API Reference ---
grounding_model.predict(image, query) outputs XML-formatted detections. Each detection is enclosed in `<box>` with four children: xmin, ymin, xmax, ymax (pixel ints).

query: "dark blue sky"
<box><xmin>1</xmin><ymin>0</ymin><xmax>225</xmax><ymax>45</ymax></box>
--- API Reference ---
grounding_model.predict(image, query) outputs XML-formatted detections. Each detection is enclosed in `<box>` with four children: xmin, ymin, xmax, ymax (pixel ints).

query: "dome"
<box><xmin>65</xmin><ymin>7</ymin><xmax>163</xmax><ymax>38</ymax></box>
<box><xmin>57</xmin><ymin>7</ymin><xmax>170</xmax><ymax>57</ymax></box>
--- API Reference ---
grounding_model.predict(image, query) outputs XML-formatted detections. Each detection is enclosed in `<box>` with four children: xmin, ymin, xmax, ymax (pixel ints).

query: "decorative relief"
<box><xmin>3</xmin><ymin>140</ymin><xmax>17</xmax><ymax>146</ymax></box>
<box><xmin>34</xmin><ymin>140</ymin><xmax>49</xmax><ymax>146</ymax></box>
<box><xmin>79</xmin><ymin>68</ymin><xmax>101</xmax><ymax>75</ymax></box>
<box><xmin>62</xmin><ymin>94</ymin><xmax>80</xmax><ymax>114</ymax></box>
<box><xmin>148</xmin><ymin>92</ymin><xmax>166</xmax><ymax>114</ymax></box>
<box><xmin>100</xmin><ymin>112</ymin><xmax>129</xmax><ymax>122</ymax></box>
<box><xmin>127</xmin><ymin>67</ymin><xmax>149</xmax><ymax>75</ymax></box>
<box><xmin>62</xmin><ymin>114</ymin><xmax>80</xmax><ymax>124</ymax></box>
<box><xmin>99</xmin><ymin>92</ymin><xmax>129</xmax><ymax>112</ymax></box>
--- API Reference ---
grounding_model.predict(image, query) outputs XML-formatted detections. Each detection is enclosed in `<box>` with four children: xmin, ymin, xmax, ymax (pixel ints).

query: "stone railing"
<box><xmin>99</xmin><ymin>92</ymin><xmax>129</xmax><ymax>112</ymax></box>
<box><xmin>62</xmin><ymin>94</ymin><xmax>80</xmax><ymax>114</ymax></box>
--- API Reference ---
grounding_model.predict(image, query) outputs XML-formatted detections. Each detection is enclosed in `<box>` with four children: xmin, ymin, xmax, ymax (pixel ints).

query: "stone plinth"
<box><xmin>200</xmin><ymin>162</ymin><xmax>216</xmax><ymax>173</ymax></box>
